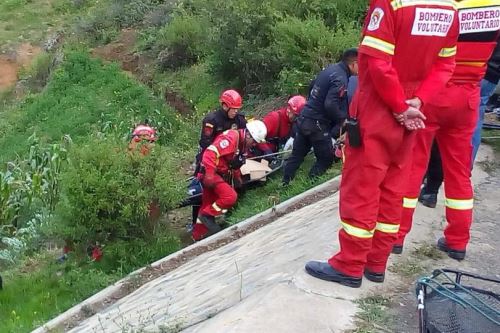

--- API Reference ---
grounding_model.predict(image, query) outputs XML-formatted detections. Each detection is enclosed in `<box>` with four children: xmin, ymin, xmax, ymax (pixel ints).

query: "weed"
<box><xmin>352</xmin><ymin>295</ymin><xmax>393</xmax><ymax>333</ymax></box>
<box><xmin>477</xmin><ymin>156</ymin><xmax>497</xmax><ymax>174</ymax></box>
<box><xmin>388</xmin><ymin>258</ymin><xmax>425</xmax><ymax>278</ymax></box>
<box><xmin>412</xmin><ymin>243</ymin><xmax>445</xmax><ymax>260</ymax></box>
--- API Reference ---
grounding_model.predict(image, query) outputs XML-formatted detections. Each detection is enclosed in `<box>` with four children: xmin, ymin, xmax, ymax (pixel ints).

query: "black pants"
<box><xmin>283</xmin><ymin>118</ymin><xmax>333</xmax><ymax>183</ymax></box>
<box><xmin>423</xmin><ymin>140</ymin><xmax>444</xmax><ymax>194</ymax></box>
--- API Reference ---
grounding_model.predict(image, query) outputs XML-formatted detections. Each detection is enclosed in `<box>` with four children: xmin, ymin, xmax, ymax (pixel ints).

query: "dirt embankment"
<box><xmin>0</xmin><ymin>43</ymin><xmax>41</xmax><ymax>91</ymax></box>
<box><xmin>92</xmin><ymin>28</ymin><xmax>193</xmax><ymax>115</ymax></box>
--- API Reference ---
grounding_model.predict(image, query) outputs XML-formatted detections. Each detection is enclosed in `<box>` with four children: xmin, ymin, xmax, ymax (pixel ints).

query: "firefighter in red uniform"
<box><xmin>393</xmin><ymin>0</ymin><xmax>500</xmax><ymax>260</ymax></box>
<box><xmin>255</xmin><ymin>95</ymin><xmax>306</xmax><ymax>157</ymax></box>
<box><xmin>305</xmin><ymin>0</ymin><xmax>459</xmax><ymax>287</ymax></box>
<box><xmin>192</xmin><ymin>120</ymin><xmax>267</xmax><ymax>241</ymax></box>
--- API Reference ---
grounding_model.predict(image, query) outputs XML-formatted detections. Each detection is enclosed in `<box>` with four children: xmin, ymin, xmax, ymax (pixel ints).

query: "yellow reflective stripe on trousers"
<box><xmin>212</xmin><ymin>202</ymin><xmax>227</xmax><ymax>213</ymax></box>
<box><xmin>375</xmin><ymin>222</ymin><xmax>400</xmax><ymax>234</ymax></box>
<box><xmin>391</xmin><ymin>0</ymin><xmax>457</xmax><ymax>10</ymax></box>
<box><xmin>341</xmin><ymin>221</ymin><xmax>374</xmax><ymax>239</ymax></box>
<box><xmin>361</xmin><ymin>36</ymin><xmax>395</xmax><ymax>55</ymax></box>
<box><xmin>438</xmin><ymin>46</ymin><xmax>457</xmax><ymax>58</ymax></box>
<box><xmin>403</xmin><ymin>197</ymin><xmax>418</xmax><ymax>209</ymax></box>
<box><xmin>445</xmin><ymin>198</ymin><xmax>473</xmax><ymax>210</ymax></box>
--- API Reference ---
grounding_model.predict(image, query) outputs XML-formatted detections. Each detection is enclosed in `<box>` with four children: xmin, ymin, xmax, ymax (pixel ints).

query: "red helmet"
<box><xmin>287</xmin><ymin>95</ymin><xmax>306</xmax><ymax>115</ymax></box>
<box><xmin>220</xmin><ymin>89</ymin><xmax>243</xmax><ymax>109</ymax></box>
<box><xmin>131</xmin><ymin>125</ymin><xmax>157</xmax><ymax>142</ymax></box>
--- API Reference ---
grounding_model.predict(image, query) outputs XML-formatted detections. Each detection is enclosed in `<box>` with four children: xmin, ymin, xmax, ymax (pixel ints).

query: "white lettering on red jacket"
<box><xmin>412</xmin><ymin>8</ymin><xmax>455</xmax><ymax>36</ymax></box>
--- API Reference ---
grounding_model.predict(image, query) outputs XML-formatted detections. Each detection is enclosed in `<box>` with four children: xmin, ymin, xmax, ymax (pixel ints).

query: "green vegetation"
<box><xmin>353</xmin><ymin>295</ymin><xmax>393</xmax><ymax>333</ymax></box>
<box><xmin>0</xmin><ymin>0</ymin><xmax>366</xmax><ymax>331</ymax></box>
<box><xmin>0</xmin><ymin>0</ymin><xmax>100</xmax><ymax>48</ymax></box>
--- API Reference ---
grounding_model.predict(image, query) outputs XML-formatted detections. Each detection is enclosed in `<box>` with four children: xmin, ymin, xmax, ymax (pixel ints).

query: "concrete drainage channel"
<box><xmin>33</xmin><ymin>176</ymin><xmax>341</xmax><ymax>333</ymax></box>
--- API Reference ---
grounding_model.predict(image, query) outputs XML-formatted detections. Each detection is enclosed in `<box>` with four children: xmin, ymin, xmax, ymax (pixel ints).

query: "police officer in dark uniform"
<box><xmin>190</xmin><ymin>89</ymin><xmax>246</xmax><ymax>225</ymax></box>
<box><xmin>282</xmin><ymin>48</ymin><xmax>358</xmax><ymax>185</ymax></box>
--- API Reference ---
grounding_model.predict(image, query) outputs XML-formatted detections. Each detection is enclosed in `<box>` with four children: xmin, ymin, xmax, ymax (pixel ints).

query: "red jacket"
<box><xmin>257</xmin><ymin>107</ymin><xmax>292</xmax><ymax>153</ymax></box>
<box><xmin>451</xmin><ymin>0</ymin><xmax>500</xmax><ymax>83</ymax></box>
<box><xmin>201</xmin><ymin>129</ymin><xmax>244</xmax><ymax>181</ymax></box>
<box><xmin>359</xmin><ymin>0</ymin><xmax>459</xmax><ymax>114</ymax></box>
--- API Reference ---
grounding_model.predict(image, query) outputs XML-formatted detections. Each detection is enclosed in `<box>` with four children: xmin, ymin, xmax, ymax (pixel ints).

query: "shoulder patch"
<box><xmin>368</xmin><ymin>7</ymin><xmax>384</xmax><ymax>31</ymax></box>
<box><xmin>219</xmin><ymin>139</ymin><xmax>230</xmax><ymax>149</ymax></box>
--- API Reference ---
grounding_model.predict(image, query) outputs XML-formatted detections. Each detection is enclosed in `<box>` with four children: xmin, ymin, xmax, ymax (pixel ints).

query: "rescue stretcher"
<box><xmin>416</xmin><ymin>268</ymin><xmax>500</xmax><ymax>333</ymax></box>
<box><xmin>178</xmin><ymin>151</ymin><xmax>288</xmax><ymax>208</ymax></box>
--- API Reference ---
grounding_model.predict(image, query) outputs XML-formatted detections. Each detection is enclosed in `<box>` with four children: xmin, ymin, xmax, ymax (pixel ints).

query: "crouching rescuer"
<box><xmin>192</xmin><ymin>120</ymin><xmax>267</xmax><ymax>241</ymax></box>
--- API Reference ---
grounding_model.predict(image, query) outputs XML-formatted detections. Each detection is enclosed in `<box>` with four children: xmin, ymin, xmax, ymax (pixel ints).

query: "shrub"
<box><xmin>156</xmin><ymin>14</ymin><xmax>208</xmax><ymax>70</ymax></box>
<box><xmin>271</xmin><ymin>18</ymin><xmax>360</xmax><ymax>94</ymax></box>
<box><xmin>208</xmin><ymin>1</ymin><xmax>282</xmax><ymax>91</ymax></box>
<box><xmin>273</xmin><ymin>0</ymin><xmax>368</xmax><ymax>28</ymax></box>
<box><xmin>50</xmin><ymin>138</ymin><xmax>185</xmax><ymax>248</ymax></box>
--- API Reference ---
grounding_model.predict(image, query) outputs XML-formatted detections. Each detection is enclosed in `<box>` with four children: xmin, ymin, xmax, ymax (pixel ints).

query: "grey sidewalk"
<box><xmin>42</xmin><ymin>147</ymin><xmax>494</xmax><ymax>333</ymax></box>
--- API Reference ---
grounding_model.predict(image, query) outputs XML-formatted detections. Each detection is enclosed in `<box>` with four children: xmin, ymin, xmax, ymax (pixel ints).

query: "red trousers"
<box><xmin>200</xmin><ymin>180</ymin><xmax>237</xmax><ymax>217</ymax></box>
<box><xmin>328</xmin><ymin>88</ymin><xmax>416</xmax><ymax>277</ymax></box>
<box><xmin>193</xmin><ymin>180</ymin><xmax>237</xmax><ymax>239</ymax></box>
<box><xmin>396</xmin><ymin>83</ymin><xmax>479</xmax><ymax>251</ymax></box>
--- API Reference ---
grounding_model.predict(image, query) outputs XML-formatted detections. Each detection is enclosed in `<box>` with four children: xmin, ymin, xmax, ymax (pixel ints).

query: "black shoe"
<box><xmin>305</xmin><ymin>261</ymin><xmax>362</xmax><ymax>288</ymax></box>
<box><xmin>392</xmin><ymin>245</ymin><xmax>403</xmax><ymax>254</ymax></box>
<box><xmin>198</xmin><ymin>215</ymin><xmax>221</xmax><ymax>236</ymax></box>
<box><xmin>419</xmin><ymin>192</ymin><xmax>437</xmax><ymax>208</ymax></box>
<box><xmin>364</xmin><ymin>269</ymin><xmax>385</xmax><ymax>283</ymax></box>
<box><xmin>437</xmin><ymin>237</ymin><xmax>466</xmax><ymax>261</ymax></box>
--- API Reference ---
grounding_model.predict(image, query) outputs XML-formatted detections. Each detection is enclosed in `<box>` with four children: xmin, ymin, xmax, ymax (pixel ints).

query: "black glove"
<box><xmin>230</xmin><ymin>153</ymin><xmax>246</xmax><ymax>169</ymax></box>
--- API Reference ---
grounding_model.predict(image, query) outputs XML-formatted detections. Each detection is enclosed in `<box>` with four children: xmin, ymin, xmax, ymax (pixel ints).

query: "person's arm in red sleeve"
<box><xmin>359</xmin><ymin>0</ymin><xmax>408</xmax><ymax>114</ymax></box>
<box><xmin>414</xmin><ymin>17</ymin><xmax>459</xmax><ymax>105</ymax></box>
<box><xmin>200</xmin><ymin>147</ymin><xmax>224</xmax><ymax>188</ymax></box>
<box><xmin>366</xmin><ymin>57</ymin><xmax>409</xmax><ymax>114</ymax></box>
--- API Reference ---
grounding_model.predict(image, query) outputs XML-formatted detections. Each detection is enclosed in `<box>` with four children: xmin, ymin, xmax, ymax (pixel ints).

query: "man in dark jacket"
<box><xmin>282</xmin><ymin>48</ymin><xmax>358</xmax><ymax>185</ymax></box>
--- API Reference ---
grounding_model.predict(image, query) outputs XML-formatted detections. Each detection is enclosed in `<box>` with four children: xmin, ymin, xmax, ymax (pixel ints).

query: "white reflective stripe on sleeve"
<box><xmin>207</xmin><ymin>145</ymin><xmax>220</xmax><ymax>157</ymax></box>
<box><xmin>375</xmin><ymin>222</ymin><xmax>400</xmax><ymax>234</ymax></box>
<box><xmin>341</xmin><ymin>221</ymin><xmax>375</xmax><ymax>239</ymax></box>
<box><xmin>361</xmin><ymin>36</ymin><xmax>395</xmax><ymax>55</ymax></box>
<box><xmin>403</xmin><ymin>197</ymin><xmax>418</xmax><ymax>209</ymax></box>
<box><xmin>212</xmin><ymin>203</ymin><xmax>227</xmax><ymax>213</ymax></box>
<box><xmin>445</xmin><ymin>198</ymin><xmax>473</xmax><ymax>210</ymax></box>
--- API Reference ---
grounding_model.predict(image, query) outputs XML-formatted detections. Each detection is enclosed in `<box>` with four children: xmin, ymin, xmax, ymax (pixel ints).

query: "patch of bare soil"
<box><xmin>164</xmin><ymin>89</ymin><xmax>193</xmax><ymax>115</ymax></box>
<box><xmin>57</xmin><ymin>182</ymin><xmax>339</xmax><ymax>331</ymax></box>
<box><xmin>0</xmin><ymin>43</ymin><xmax>41</xmax><ymax>91</ymax></box>
<box><xmin>484</xmin><ymin>112</ymin><xmax>500</xmax><ymax>126</ymax></box>
<box><xmin>0</xmin><ymin>56</ymin><xmax>17</xmax><ymax>91</ymax></box>
<box><xmin>92</xmin><ymin>29</ymin><xmax>139</xmax><ymax>73</ymax></box>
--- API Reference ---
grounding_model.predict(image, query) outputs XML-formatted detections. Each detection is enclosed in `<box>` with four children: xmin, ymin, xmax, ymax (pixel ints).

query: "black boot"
<box><xmin>198</xmin><ymin>215</ymin><xmax>221</xmax><ymax>236</ymax></box>
<box><xmin>305</xmin><ymin>261</ymin><xmax>362</xmax><ymax>288</ymax></box>
<box><xmin>437</xmin><ymin>237</ymin><xmax>466</xmax><ymax>261</ymax></box>
<box><xmin>391</xmin><ymin>245</ymin><xmax>403</xmax><ymax>254</ymax></box>
<box><xmin>364</xmin><ymin>269</ymin><xmax>385</xmax><ymax>283</ymax></box>
<box><xmin>419</xmin><ymin>190</ymin><xmax>437</xmax><ymax>208</ymax></box>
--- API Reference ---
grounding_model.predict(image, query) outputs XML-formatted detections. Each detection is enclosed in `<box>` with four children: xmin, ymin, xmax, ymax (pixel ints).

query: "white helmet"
<box><xmin>246</xmin><ymin>120</ymin><xmax>267</xmax><ymax>143</ymax></box>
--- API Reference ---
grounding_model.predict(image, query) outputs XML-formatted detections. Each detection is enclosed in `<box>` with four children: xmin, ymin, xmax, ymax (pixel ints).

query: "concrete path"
<box><xmin>62</xmin><ymin>147</ymin><xmax>494</xmax><ymax>333</ymax></box>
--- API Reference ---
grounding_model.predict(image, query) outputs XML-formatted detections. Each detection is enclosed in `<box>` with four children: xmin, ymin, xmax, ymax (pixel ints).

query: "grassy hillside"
<box><xmin>0</xmin><ymin>0</ymin><xmax>366</xmax><ymax>331</ymax></box>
